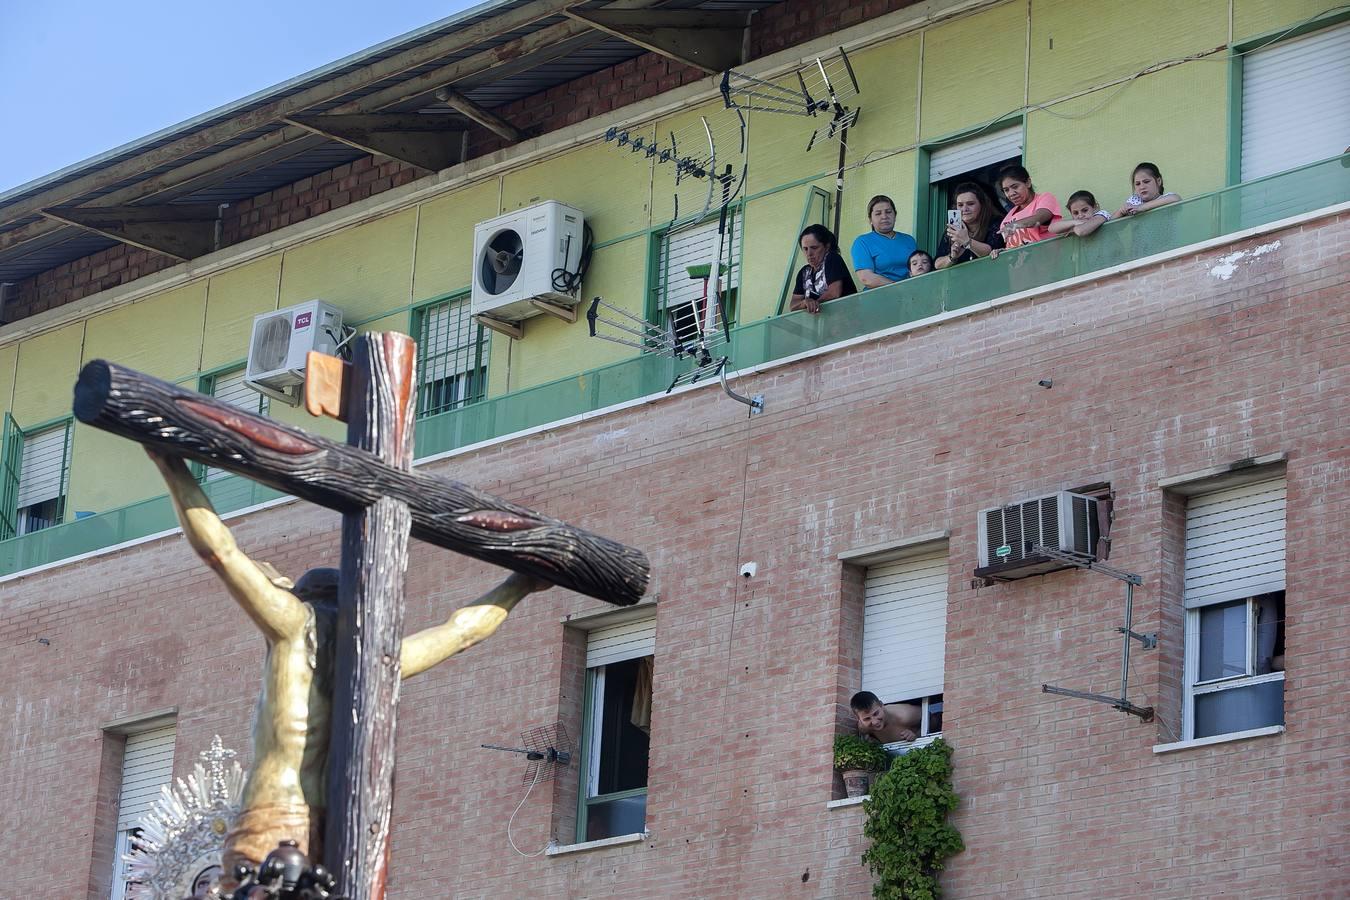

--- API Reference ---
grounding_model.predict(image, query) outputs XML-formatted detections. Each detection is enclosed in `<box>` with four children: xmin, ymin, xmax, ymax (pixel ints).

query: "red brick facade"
<box><xmin>3</xmin><ymin>214</ymin><xmax>1346</xmax><ymax>897</ymax></box>
<box><xmin>5</xmin><ymin>0</ymin><xmax>919</xmax><ymax>323</ymax></box>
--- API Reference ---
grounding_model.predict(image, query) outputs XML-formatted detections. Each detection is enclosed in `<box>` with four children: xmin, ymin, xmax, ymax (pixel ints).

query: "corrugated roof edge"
<box><xmin>0</xmin><ymin>0</ymin><xmax>518</xmax><ymax>207</ymax></box>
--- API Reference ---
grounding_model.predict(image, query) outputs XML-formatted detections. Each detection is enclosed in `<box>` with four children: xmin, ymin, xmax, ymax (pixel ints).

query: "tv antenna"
<box><xmin>481</xmin><ymin>722</ymin><xmax>573</xmax><ymax>785</ymax></box>
<box><xmin>586</xmin><ymin>207</ymin><xmax>763</xmax><ymax>413</ymax></box>
<box><xmin>1037</xmin><ymin>545</ymin><xmax>1157</xmax><ymax>721</ymax></box>
<box><xmin>720</xmin><ymin>48</ymin><xmax>861</xmax><ymax>152</ymax></box>
<box><xmin>601</xmin><ymin>107</ymin><xmax>747</xmax><ymax>223</ymax></box>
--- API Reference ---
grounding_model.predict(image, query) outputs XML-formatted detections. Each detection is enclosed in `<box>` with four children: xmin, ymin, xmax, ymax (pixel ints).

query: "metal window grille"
<box><xmin>414</xmin><ymin>294</ymin><xmax>489</xmax><ymax>418</ymax></box>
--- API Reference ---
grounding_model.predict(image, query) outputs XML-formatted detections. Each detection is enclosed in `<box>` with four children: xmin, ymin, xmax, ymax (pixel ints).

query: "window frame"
<box><xmin>193</xmin><ymin>363</ymin><xmax>269</xmax><ymax>483</ymax></box>
<box><xmin>1</xmin><ymin>413</ymin><xmax>73</xmax><ymax>539</ymax></box>
<box><xmin>1182</xmin><ymin>593</ymin><xmax>1285</xmax><ymax>740</ymax></box>
<box><xmin>409</xmin><ymin>291</ymin><xmax>490</xmax><ymax>419</ymax></box>
<box><xmin>646</xmin><ymin>206</ymin><xmax>743</xmax><ymax>339</ymax></box>
<box><xmin>914</xmin><ymin>117</ymin><xmax>1024</xmax><ymax>257</ymax></box>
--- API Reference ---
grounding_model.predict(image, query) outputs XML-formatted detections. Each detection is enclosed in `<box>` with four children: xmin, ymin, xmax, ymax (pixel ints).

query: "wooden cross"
<box><xmin>73</xmin><ymin>333</ymin><xmax>649</xmax><ymax>899</ymax></box>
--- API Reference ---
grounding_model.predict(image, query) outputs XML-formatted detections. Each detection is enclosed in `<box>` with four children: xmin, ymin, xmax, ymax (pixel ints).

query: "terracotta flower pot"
<box><xmin>842</xmin><ymin>768</ymin><xmax>870</xmax><ymax>798</ymax></box>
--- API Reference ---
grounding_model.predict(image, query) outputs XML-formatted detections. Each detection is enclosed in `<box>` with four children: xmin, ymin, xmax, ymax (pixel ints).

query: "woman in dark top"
<box><xmin>790</xmin><ymin>223</ymin><xmax>857</xmax><ymax>314</ymax></box>
<box><xmin>935</xmin><ymin>181</ymin><xmax>1004</xmax><ymax>268</ymax></box>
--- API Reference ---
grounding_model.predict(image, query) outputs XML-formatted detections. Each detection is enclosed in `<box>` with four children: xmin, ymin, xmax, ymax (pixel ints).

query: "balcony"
<box><xmin>2</xmin><ymin>153</ymin><xmax>1346</xmax><ymax>578</ymax></box>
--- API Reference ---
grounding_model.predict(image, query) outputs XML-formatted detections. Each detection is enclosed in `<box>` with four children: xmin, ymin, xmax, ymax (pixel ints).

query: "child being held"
<box><xmin>1049</xmin><ymin>190</ymin><xmax>1111</xmax><ymax>238</ymax></box>
<box><xmin>908</xmin><ymin>250</ymin><xmax>935</xmax><ymax>277</ymax></box>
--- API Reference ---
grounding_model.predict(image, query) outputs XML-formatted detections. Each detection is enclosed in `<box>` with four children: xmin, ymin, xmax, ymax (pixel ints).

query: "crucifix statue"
<box><xmin>74</xmin><ymin>332</ymin><xmax>649</xmax><ymax>900</ymax></box>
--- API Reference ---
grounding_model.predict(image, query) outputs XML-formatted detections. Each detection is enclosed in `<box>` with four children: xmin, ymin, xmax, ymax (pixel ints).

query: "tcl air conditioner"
<box><xmin>471</xmin><ymin>200</ymin><xmax>585</xmax><ymax>324</ymax></box>
<box><xmin>244</xmin><ymin>300</ymin><xmax>345</xmax><ymax>406</ymax></box>
<box><xmin>975</xmin><ymin>490</ymin><xmax>1101</xmax><ymax>580</ymax></box>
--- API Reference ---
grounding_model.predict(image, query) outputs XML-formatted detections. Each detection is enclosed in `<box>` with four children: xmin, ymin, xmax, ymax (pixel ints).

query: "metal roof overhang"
<box><xmin>0</xmin><ymin>0</ymin><xmax>781</xmax><ymax>284</ymax></box>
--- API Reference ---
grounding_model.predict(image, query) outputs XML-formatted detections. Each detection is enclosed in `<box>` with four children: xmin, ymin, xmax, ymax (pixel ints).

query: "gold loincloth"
<box><xmin>220</xmin><ymin>803</ymin><xmax>325</xmax><ymax>885</ymax></box>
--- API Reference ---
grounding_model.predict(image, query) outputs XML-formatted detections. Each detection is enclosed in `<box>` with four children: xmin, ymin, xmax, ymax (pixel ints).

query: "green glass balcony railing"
<box><xmin>3</xmin><ymin>154</ymin><xmax>1346</xmax><ymax>577</ymax></box>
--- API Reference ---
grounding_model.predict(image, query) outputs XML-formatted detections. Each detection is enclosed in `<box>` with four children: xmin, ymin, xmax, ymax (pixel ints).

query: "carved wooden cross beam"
<box><xmin>74</xmin><ymin>334</ymin><xmax>649</xmax><ymax>899</ymax></box>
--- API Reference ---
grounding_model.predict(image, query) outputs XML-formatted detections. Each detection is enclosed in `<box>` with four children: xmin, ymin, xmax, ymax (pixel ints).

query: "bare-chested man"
<box><xmin>850</xmin><ymin>690</ymin><xmax>923</xmax><ymax>743</ymax></box>
<box><xmin>149</xmin><ymin>450</ymin><xmax>548</xmax><ymax>882</ymax></box>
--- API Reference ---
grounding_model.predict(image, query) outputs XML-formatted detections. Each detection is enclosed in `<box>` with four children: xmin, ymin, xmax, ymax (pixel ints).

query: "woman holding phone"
<box><xmin>935</xmin><ymin>182</ymin><xmax>1004</xmax><ymax>268</ymax></box>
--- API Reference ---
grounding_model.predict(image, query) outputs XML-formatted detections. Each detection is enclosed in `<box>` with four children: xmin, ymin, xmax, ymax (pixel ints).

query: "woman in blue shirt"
<box><xmin>850</xmin><ymin>195</ymin><xmax>917</xmax><ymax>289</ymax></box>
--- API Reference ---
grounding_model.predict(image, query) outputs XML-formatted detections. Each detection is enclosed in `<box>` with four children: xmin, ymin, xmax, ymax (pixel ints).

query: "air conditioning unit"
<box><xmin>975</xmin><ymin>490</ymin><xmax>1101</xmax><ymax>580</ymax></box>
<box><xmin>244</xmin><ymin>300</ymin><xmax>345</xmax><ymax>406</ymax></box>
<box><xmin>471</xmin><ymin>200</ymin><xmax>585</xmax><ymax>325</ymax></box>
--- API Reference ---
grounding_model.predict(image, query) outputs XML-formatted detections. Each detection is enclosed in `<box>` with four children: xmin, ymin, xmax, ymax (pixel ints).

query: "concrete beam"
<box><xmin>563</xmin><ymin>9</ymin><xmax>749</xmax><ymax>74</ymax></box>
<box><xmin>40</xmin><ymin>205</ymin><xmax>222</xmax><ymax>260</ymax></box>
<box><xmin>285</xmin><ymin>114</ymin><xmax>467</xmax><ymax>172</ymax></box>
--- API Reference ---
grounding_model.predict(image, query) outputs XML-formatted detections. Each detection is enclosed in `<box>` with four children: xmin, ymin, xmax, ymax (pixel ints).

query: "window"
<box><xmin>1239</xmin><ymin>21</ymin><xmax>1350</xmax><ymax>182</ymax></box>
<box><xmin>110</xmin><ymin>721</ymin><xmax>176</xmax><ymax>900</ymax></box>
<box><xmin>196</xmin><ymin>367</ymin><xmax>269</xmax><ymax>483</ymax></box>
<box><xmin>1182</xmin><ymin>475</ymin><xmax>1286</xmax><ymax>740</ymax></box>
<box><xmin>862</xmin><ymin>544</ymin><xmax>949</xmax><ymax>745</ymax></box>
<box><xmin>922</xmin><ymin>124</ymin><xmax>1021</xmax><ymax>252</ymax></box>
<box><xmin>0</xmin><ymin>414</ymin><xmax>72</xmax><ymax>540</ymax></box>
<box><xmin>412</xmin><ymin>293</ymin><xmax>488</xmax><ymax>418</ymax></box>
<box><xmin>578</xmin><ymin>615</ymin><xmax>654</xmax><ymax>842</ymax></box>
<box><xmin>654</xmin><ymin>212</ymin><xmax>742</xmax><ymax>350</ymax></box>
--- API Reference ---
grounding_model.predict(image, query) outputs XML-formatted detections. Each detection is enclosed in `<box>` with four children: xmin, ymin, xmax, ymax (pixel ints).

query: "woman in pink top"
<box><xmin>996</xmin><ymin>164</ymin><xmax>1062</xmax><ymax>249</ymax></box>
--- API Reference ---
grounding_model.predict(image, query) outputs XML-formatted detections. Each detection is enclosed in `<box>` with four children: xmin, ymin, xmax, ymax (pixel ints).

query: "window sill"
<box><xmin>1153</xmin><ymin>724</ymin><xmax>1284</xmax><ymax>754</ymax></box>
<box><xmin>827</xmin><ymin>795</ymin><xmax>867</xmax><ymax>809</ymax></box>
<box><xmin>546</xmin><ymin>831</ymin><xmax>648</xmax><ymax>857</ymax></box>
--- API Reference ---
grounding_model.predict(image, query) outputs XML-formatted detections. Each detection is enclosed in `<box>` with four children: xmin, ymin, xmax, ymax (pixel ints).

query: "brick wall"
<box><xmin>6</xmin><ymin>0</ymin><xmax>909</xmax><ymax>324</ymax></box>
<box><xmin>3</xmin><ymin>215</ymin><xmax>1346</xmax><ymax>897</ymax></box>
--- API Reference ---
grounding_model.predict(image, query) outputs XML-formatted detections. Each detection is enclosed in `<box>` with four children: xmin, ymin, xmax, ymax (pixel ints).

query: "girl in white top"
<box><xmin>1114</xmin><ymin>162</ymin><xmax>1181</xmax><ymax>218</ymax></box>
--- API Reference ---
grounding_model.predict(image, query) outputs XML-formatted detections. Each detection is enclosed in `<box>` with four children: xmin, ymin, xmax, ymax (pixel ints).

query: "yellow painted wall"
<box><xmin>1028</xmin><ymin>0</ymin><xmax>1226</xmax><ymax>103</ymax></box>
<box><xmin>1233</xmin><ymin>0</ymin><xmax>1342</xmax><ymax>42</ymax></box>
<box><xmin>502</xmin><ymin>140</ymin><xmax>652</xmax><ymax>243</ymax></box>
<box><xmin>278</xmin><ymin>209</ymin><xmax>417</xmax><ymax>324</ymax></box>
<box><xmin>1026</xmin><ymin>60</ymin><xmax>1227</xmax><ymax>210</ymax></box>
<box><xmin>202</xmin><ymin>255</ymin><xmax>283</xmax><ymax>371</ymax></box>
<box><xmin>844</xmin><ymin>34</ymin><xmax>921</xmax><ymax>167</ymax></box>
<box><xmin>0</xmin><ymin>344</ymin><xmax>17</xmax><ymax>418</ymax></box>
<box><xmin>412</xmin><ymin>180</ymin><xmax>501</xmax><ymax>302</ymax></box>
<box><xmin>82</xmin><ymin>282</ymin><xmax>207</xmax><ymax>381</ymax></box>
<box><xmin>10</xmin><ymin>322</ymin><xmax>85</xmax><ymax>425</ymax></box>
<box><xmin>744</xmin><ymin>105</ymin><xmax>831</xmax><ymax>198</ymax></box>
<box><xmin>649</xmin><ymin>100</ymin><xmax>729</xmax><ymax>225</ymax></box>
<box><xmin>920</xmin><ymin>2</ymin><xmax>1027</xmax><ymax>141</ymax></box>
<box><xmin>844</xmin><ymin>150</ymin><xmax>919</xmax><ymax>243</ymax></box>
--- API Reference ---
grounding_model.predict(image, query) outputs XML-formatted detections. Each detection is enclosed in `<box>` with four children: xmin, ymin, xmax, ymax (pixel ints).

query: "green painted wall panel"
<box><xmin>11</xmin><ymin>322</ymin><xmax>85</xmax><ymax>425</ymax></box>
<box><xmin>920</xmin><ymin>2</ymin><xmax>1027</xmax><ymax>141</ymax></box>
<box><xmin>504</xmin><ymin>237</ymin><xmax>646</xmax><ymax>392</ymax></box>
<box><xmin>82</xmin><ymin>282</ymin><xmax>207</xmax><ymax>381</ymax></box>
<box><xmin>1025</xmin><ymin>60</ymin><xmax>1227</xmax><ymax>215</ymax></box>
<box><xmin>278</xmin><ymin>209</ymin><xmax>417</xmax><ymax>324</ymax></box>
<box><xmin>201</xmin><ymin>255</ymin><xmax>282</xmax><ymax>371</ymax></box>
<box><xmin>1028</xmin><ymin>0</ymin><xmax>1226</xmax><ymax>103</ymax></box>
<box><xmin>844</xmin><ymin>150</ymin><xmax>919</xmax><ymax>244</ymax></box>
<box><xmin>412</xmin><ymin>179</ymin><xmax>500</xmax><ymax>303</ymax></box>
<box><xmin>502</xmin><ymin>140</ymin><xmax>652</xmax><ymax>244</ymax></box>
<box><xmin>1233</xmin><ymin>0</ymin><xmax>1341</xmax><ymax>42</ymax></box>
<box><xmin>844</xmin><ymin>35</ymin><xmax>921</xmax><ymax>168</ymax></box>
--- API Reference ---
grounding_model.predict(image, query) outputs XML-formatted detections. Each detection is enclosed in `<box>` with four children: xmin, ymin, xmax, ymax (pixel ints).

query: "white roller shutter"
<box><xmin>213</xmin><ymin>369</ymin><xmax>266</xmax><ymax>414</ymax></box>
<box><xmin>659</xmin><ymin>215</ymin><xmax>742</xmax><ymax>309</ymax></box>
<box><xmin>1184</xmin><ymin>476</ymin><xmax>1286</xmax><ymax>609</ymax></box>
<box><xmin>116</xmin><ymin>724</ymin><xmax>176</xmax><ymax>830</ymax></box>
<box><xmin>16</xmin><ymin>424</ymin><xmax>69</xmax><ymax>508</ymax></box>
<box><xmin>928</xmin><ymin>125</ymin><xmax>1022</xmax><ymax>181</ymax></box>
<box><xmin>586</xmin><ymin>617</ymin><xmax>656</xmax><ymax>668</ymax></box>
<box><xmin>1241</xmin><ymin>22</ymin><xmax>1350</xmax><ymax>181</ymax></box>
<box><xmin>862</xmin><ymin>547</ymin><xmax>948</xmax><ymax>702</ymax></box>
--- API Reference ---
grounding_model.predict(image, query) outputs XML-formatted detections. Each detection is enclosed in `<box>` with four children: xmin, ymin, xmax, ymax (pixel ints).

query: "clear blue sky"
<box><xmin>0</xmin><ymin>0</ymin><xmax>484</xmax><ymax>194</ymax></box>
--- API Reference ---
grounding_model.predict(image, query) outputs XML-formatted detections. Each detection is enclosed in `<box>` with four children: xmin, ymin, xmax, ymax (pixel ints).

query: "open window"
<box><xmin>652</xmin><ymin>211</ymin><xmax>741</xmax><ymax>347</ymax></box>
<box><xmin>109</xmin><ymin>720</ymin><xmax>176</xmax><ymax>900</ymax></box>
<box><xmin>412</xmin><ymin>292</ymin><xmax>489</xmax><ymax>418</ymax></box>
<box><xmin>1182</xmin><ymin>474</ymin><xmax>1286</xmax><ymax>739</ymax></box>
<box><xmin>578</xmin><ymin>615</ymin><xmax>654</xmax><ymax>842</ymax></box>
<box><xmin>861</xmin><ymin>543</ymin><xmax>949</xmax><ymax>749</ymax></box>
<box><xmin>0</xmin><ymin>414</ymin><xmax>72</xmax><ymax>540</ymax></box>
<box><xmin>921</xmin><ymin>124</ymin><xmax>1022</xmax><ymax>253</ymax></box>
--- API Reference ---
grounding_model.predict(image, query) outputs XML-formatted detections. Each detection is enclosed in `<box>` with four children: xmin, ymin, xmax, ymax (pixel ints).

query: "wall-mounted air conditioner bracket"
<box><xmin>474</xmin><ymin>313</ymin><xmax>523</xmax><ymax>340</ymax></box>
<box><xmin>530</xmin><ymin>299</ymin><xmax>578</xmax><ymax>323</ymax></box>
<box><xmin>1035</xmin><ymin>544</ymin><xmax>1156</xmax><ymax>724</ymax></box>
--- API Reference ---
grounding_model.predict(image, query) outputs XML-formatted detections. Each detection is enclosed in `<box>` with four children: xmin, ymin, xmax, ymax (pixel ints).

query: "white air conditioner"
<box><xmin>244</xmin><ymin>300</ymin><xmax>345</xmax><ymax>406</ymax></box>
<box><xmin>471</xmin><ymin>200</ymin><xmax>585</xmax><ymax>324</ymax></box>
<box><xmin>976</xmin><ymin>490</ymin><xmax>1101</xmax><ymax>579</ymax></box>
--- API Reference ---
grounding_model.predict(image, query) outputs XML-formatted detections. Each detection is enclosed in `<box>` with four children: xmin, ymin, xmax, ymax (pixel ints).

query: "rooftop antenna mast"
<box><xmin>1037</xmin><ymin>545</ymin><xmax>1157</xmax><ymax>721</ymax></box>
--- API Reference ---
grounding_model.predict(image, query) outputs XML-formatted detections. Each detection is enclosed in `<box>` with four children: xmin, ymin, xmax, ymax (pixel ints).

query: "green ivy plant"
<box><xmin>833</xmin><ymin>733</ymin><xmax>893</xmax><ymax>771</ymax></box>
<box><xmin>861</xmin><ymin>738</ymin><xmax>964</xmax><ymax>900</ymax></box>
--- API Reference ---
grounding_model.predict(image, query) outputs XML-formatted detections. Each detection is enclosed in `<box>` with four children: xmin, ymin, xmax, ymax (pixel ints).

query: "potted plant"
<box><xmin>834</xmin><ymin>733</ymin><xmax>892</xmax><ymax>798</ymax></box>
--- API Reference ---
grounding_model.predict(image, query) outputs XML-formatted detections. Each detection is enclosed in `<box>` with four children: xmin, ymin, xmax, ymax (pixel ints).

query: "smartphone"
<box><xmin>946</xmin><ymin>209</ymin><xmax>961</xmax><ymax>227</ymax></box>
